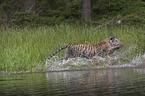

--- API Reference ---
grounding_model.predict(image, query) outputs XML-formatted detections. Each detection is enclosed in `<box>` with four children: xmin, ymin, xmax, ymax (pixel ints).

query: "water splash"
<box><xmin>45</xmin><ymin>53</ymin><xmax>144</xmax><ymax>71</ymax></box>
<box><xmin>45</xmin><ymin>56</ymin><xmax>94</xmax><ymax>71</ymax></box>
<box><xmin>131</xmin><ymin>53</ymin><xmax>143</xmax><ymax>65</ymax></box>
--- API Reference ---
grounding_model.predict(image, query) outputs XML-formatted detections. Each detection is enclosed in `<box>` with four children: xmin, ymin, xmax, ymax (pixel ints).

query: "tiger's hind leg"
<box><xmin>66</xmin><ymin>48</ymin><xmax>80</xmax><ymax>59</ymax></box>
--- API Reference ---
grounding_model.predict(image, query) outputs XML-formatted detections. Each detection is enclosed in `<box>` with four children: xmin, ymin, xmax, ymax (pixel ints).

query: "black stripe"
<box><xmin>83</xmin><ymin>45</ymin><xmax>87</xmax><ymax>56</ymax></box>
<box><xmin>90</xmin><ymin>45</ymin><xmax>92</xmax><ymax>57</ymax></box>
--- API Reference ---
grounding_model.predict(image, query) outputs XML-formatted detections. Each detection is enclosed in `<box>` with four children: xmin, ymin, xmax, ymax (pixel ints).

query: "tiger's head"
<box><xmin>97</xmin><ymin>36</ymin><xmax>124</xmax><ymax>55</ymax></box>
<box><xmin>108</xmin><ymin>36</ymin><xmax>124</xmax><ymax>47</ymax></box>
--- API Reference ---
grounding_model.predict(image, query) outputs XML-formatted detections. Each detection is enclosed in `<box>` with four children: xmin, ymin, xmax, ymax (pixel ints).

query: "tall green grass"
<box><xmin>0</xmin><ymin>25</ymin><xmax>144</xmax><ymax>72</ymax></box>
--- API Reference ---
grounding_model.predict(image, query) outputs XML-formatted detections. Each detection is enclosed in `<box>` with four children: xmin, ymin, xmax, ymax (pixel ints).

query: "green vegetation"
<box><xmin>1</xmin><ymin>0</ymin><xmax>145</xmax><ymax>26</ymax></box>
<box><xmin>0</xmin><ymin>25</ymin><xmax>144</xmax><ymax>72</ymax></box>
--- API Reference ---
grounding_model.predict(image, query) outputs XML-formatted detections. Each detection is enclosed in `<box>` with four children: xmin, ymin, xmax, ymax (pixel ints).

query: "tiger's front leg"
<box><xmin>107</xmin><ymin>43</ymin><xmax>124</xmax><ymax>54</ymax></box>
<box><xmin>112</xmin><ymin>43</ymin><xmax>124</xmax><ymax>50</ymax></box>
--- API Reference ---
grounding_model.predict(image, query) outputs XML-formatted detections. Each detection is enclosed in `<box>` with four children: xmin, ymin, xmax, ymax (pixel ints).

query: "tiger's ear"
<box><xmin>110</xmin><ymin>36</ymin><xmax>117</xmax><ymax>40</ymax></box>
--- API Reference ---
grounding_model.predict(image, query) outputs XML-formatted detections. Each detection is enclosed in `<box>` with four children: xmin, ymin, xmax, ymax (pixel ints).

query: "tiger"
<box><xmin>47</xmin><ymin>36</ymin><xmax>124</xmax><ymax>60</ymax></box>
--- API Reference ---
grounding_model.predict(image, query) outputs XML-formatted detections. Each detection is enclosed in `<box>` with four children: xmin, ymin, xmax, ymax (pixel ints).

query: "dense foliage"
<box><xmin>0</xmin><ymin>0</ymin><xmax>145</xmax><ymax>26</ymax></box>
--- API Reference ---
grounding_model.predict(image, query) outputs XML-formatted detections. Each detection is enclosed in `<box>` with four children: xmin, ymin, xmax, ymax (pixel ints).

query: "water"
<box><xmin>0</xmin><ymin>68</ymin><xmax>145</xmax><ymax>96</ymax></box>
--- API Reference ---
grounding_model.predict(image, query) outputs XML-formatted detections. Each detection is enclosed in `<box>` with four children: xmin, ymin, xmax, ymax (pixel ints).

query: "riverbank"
<box><xmin>0</xmin><ymin>62</ymin><xmax>145</xmax><ymax>75</ymax></box>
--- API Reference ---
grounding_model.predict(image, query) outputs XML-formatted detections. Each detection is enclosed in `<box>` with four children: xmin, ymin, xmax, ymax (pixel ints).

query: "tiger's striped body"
<box><xmin>66</xmin><ymin>44</ymin><xmax>101</xmax><ymax>58</ymax></box>
<box><xmin>47</xmin><ymin>36</ymin><xmax>124</xmax><ymax>59</ymax></box>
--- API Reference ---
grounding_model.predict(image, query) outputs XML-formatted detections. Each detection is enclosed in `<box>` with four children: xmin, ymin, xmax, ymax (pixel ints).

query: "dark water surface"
<box><xmin>0</xmin><ymin>68</ymin><xmax>145</xmax><ymax>96</ymax></box>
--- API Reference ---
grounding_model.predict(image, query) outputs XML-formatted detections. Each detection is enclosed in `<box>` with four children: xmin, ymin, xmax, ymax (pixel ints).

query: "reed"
<box><xmin>0</xmin><ymin>25</ymin><xmax>144</xmax><ymax>72</ymax></box>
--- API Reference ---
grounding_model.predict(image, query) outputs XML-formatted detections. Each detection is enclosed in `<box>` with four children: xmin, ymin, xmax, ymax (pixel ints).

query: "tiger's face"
<box><xmin>108</xmin><ymin>36</ymin><xmax>124</xmax><ymax>47</ymax></box>
<box><xmin>101</xmin><ymin>36</ymin><xmax>124</xmax><ymax>55</ymax></box>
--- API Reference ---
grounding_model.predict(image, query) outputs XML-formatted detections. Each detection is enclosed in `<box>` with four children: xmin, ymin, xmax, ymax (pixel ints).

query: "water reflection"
<box><xmin>0</xmin><ymin>68</ymin><xmax>145</xmax><ymax>96</ymax></box>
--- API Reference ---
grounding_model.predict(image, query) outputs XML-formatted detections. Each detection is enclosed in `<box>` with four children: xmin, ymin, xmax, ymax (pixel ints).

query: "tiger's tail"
<box><xmin>47</xmin><ymin>45</ymin><xmax>69</xmax><ymax>59</ymax></box>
